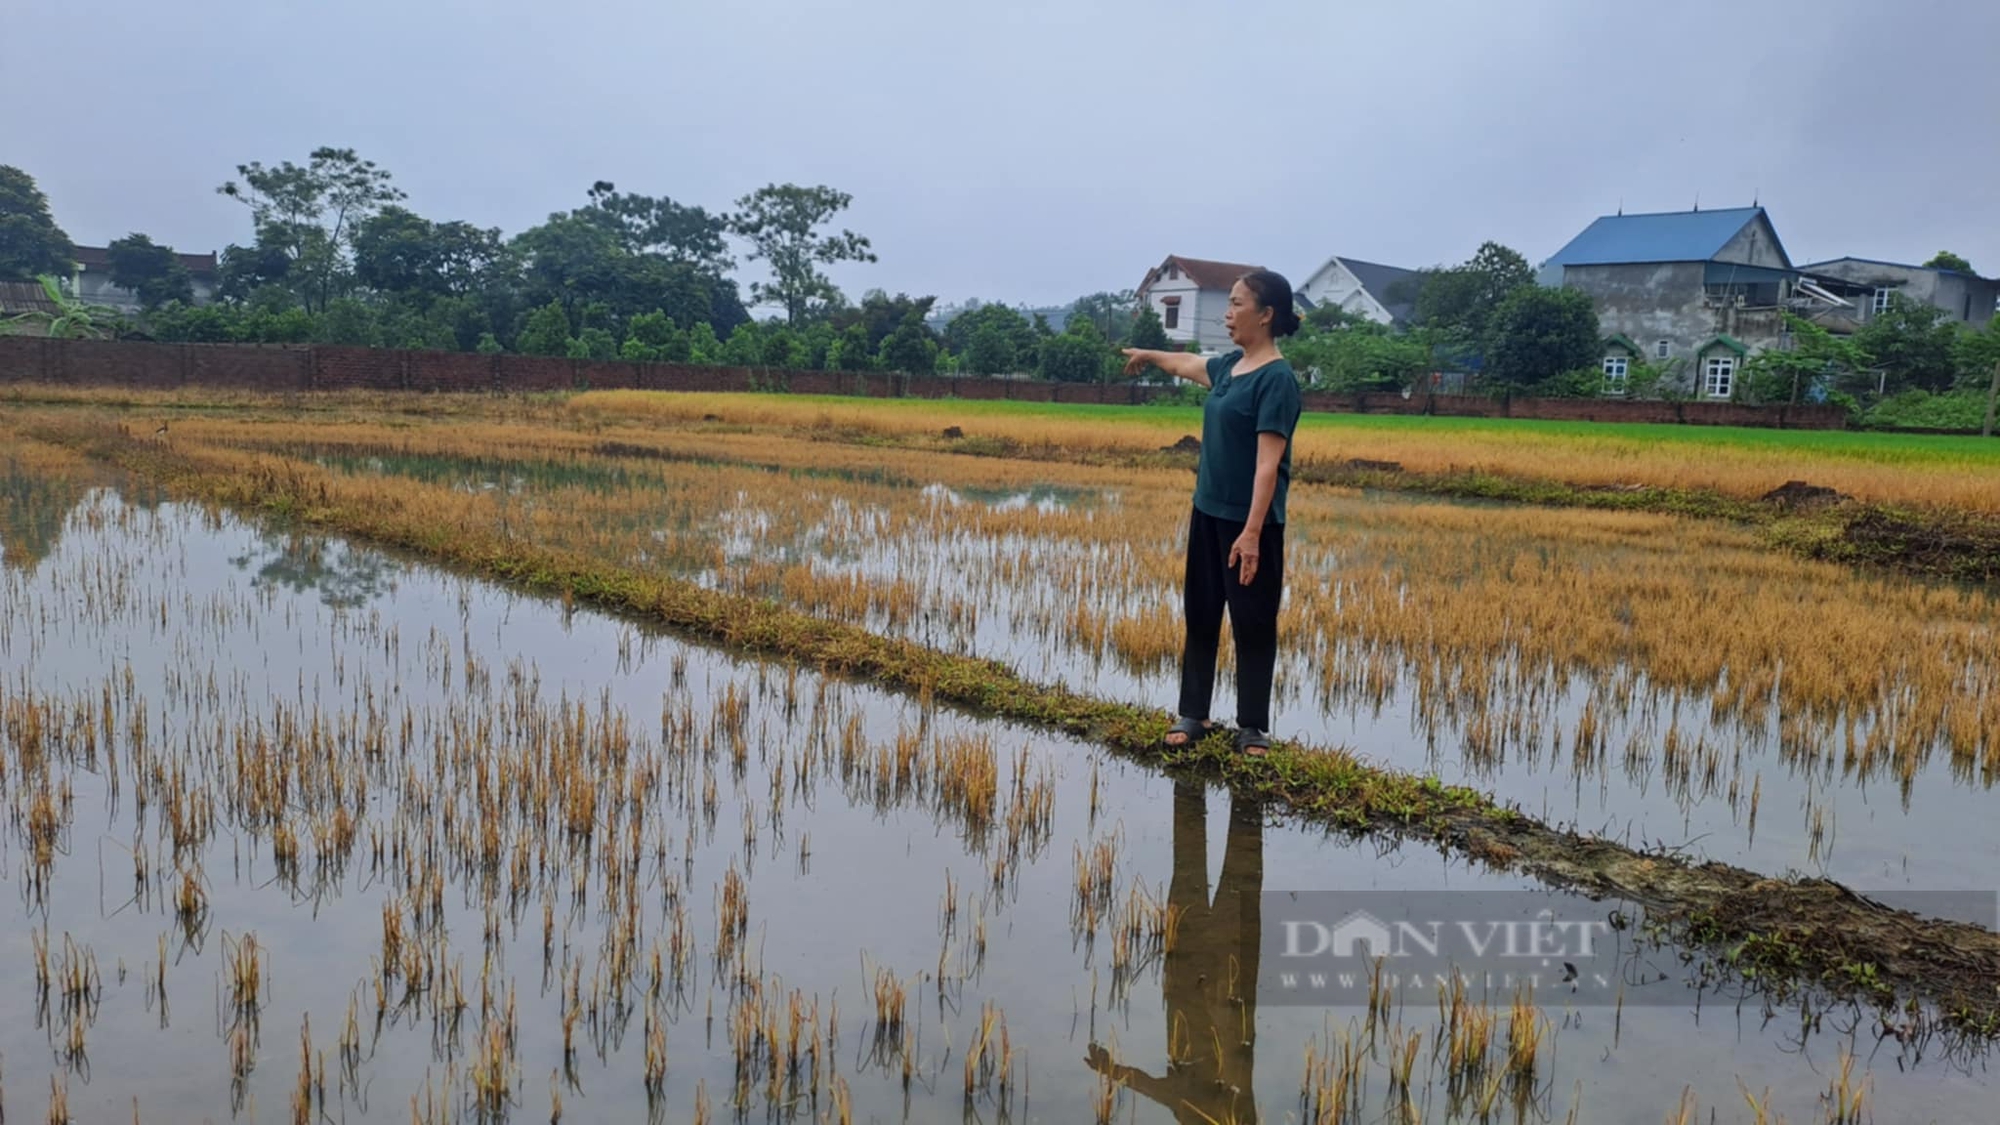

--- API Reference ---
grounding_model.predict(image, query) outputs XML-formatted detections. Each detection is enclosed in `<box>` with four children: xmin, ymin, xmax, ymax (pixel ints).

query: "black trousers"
<box><xmin>1178</xmin><ymin>506</ymin><xmax>1285</xmax><ymax>732</ymax></box>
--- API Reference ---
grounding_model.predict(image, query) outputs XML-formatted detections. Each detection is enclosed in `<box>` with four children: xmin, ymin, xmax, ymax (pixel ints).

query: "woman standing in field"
<box><xmin>1121</xmin><ymin>270</ymin><xmax>1304</xmax><ymax>756</ymax></box>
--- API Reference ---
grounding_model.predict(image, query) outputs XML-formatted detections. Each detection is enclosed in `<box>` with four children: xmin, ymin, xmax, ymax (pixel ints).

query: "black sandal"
<box><xmin>1236</xmin><ymin>728</ymin><xmax>1272</xmax><ymax>757</ymax></box>
<box><xmin>1163</xmin><ymin>716</ymin><xmax>1217</xmax><ymax>748</ymax></box>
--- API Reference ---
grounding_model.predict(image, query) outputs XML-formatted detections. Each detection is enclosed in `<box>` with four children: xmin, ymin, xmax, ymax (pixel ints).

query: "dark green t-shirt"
<box><xmin>1193</xmin><ymin>350</ymin><xmax>1303</xmax><ymax>525</ymax></box>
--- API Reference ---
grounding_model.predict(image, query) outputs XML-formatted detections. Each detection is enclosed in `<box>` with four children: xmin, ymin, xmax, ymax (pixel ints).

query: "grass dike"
<box><xmin>32</xmin><ymin>418</ymin><xmax>2000</xmax><ymax>1042</ymax></box>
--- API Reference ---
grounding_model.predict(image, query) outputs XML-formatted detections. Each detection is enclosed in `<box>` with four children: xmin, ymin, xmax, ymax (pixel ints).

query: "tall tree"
<box><xmin>834</xmin><ymin>289</ymin><xmax>937</xmax><ymax>353</ymax></box>
<box><xmin>1924</xmin><ymin>251</ymin><xmax>1975</xmax><ymax>274</ymax></box>
<box><xmin>1414</xmin><ymin>241</ymin><xmax>1534</xmax><ymax>355</ymax></box>
<box><xmin>1066</xmin><ymin>290</ymin><xmax>1139</xmax><ymax>341</ymax></box>
<box><xmin>106</xmin><ymin>233</ymin><xmax>194</xmax><ymax>310</ymax></box>
<box><xmin>1483</xmin><ymin>285</ymin><xmax>1600</xmax><ymax>387</ymax></box>
<box><xmin>728</xmin><ymin>184</ymin><xmax>876</xmax><ymax>327</ymax></box>
<box><xmin>1128</xmin><ymin>305</ymin><xmax>1170</xmax><ymax>350</ymax></box>
<box><xmin>581</xmin><ymin>181</ymin><xmax>734</xmax><ymax>275</ymax></box>
<box><xmin>0</xmin><ymin>165</ymin><xmax>74</xmax><ymax>280</ymax></box>
<box><xmin>876</xmin><ymin>310</ymin><xmax>939</xmax><ymax>374</ymax></box>
<box><xmin>217</xmin><ymin>146</ymin><xmax>406</xmax><ymax>312</ymax></box>
<box><xmin>1858</xmin><ymin>295</ymin><xmax>1963</xmax><ymax>393</ymax></box>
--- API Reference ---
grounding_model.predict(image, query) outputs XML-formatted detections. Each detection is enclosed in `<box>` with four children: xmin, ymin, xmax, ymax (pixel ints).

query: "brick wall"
<box><xmin>0</xmin><ymin>337</ymin><xmax>1858</xmax><ymax>430</ymax></box>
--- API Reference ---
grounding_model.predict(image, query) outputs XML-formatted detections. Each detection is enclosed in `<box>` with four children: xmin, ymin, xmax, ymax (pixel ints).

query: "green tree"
<box><xmin>963</xmin><ymin>323</ymin><xmax>1017</xmax><ymax>375</ymax></box>
<box><xmin>1413</xmin><ymin>241</ymin><xmax>1534</xmax><ymax>355</ymax></box>
<box><xmin>944</xmin><ymin>303</ymin><xmax>1037</xmax><ymax>367</ymax></box>
<box><xmin>1286</xmin><ymin>322</ymin><xmax>1431</xmax><ymax>392</ymax></box>
<box><xmin>625</xmin><ymin>310</ymin><xmax>679</xmax><ymax>356</ymax></box>
<box><xmin>876</xmin><ymin>311</ymin><xmax>939</xmax><ymax>374</ymax></box>
<box><xmin>0</xmin><ymin>166</ymin><xmax>75</xmax><ymax>280</ymax></box>
<box><xmin>1858</xmin><ymin>295</ymin><xmax>1962</xmax><ymax>393</ymax></box>
<box><xmin>352</xmin><ymin>206</ymin><xmax>506</xmax><ymax>303</ymax></box>
<box><xmin>1128</xmin><ymin>305</ymin><xmax>1170</xmax><ymax>350</ymax></box>
<box><xmin>572</xmin><ymin>325</ymin><xmax>618</xmax><ymax>361</ymax></box>
<box><xmin>1737</xmin><ymin>313</ymin><xmax>1871</xmax><ymax>405</ymax></box>
<box><xmin>1066</xmin><ymin>290</ymin><xmax>1138</xmax><ymax>341</ymax></box>
<box><xmin>1038</xmin><ymin>332</ymin><xmax>1106</xmax><ymax>383</ymax></box>
<box><xmin>1924</xmin><ymin>251</ymin><xmax>1975</xmax><ymax>274</ymax></box>
<box><xmin>728</xmin><ymin>184</ymin><xmax>876</xmax><ymax>326</ymax></box>
<box><xmin>831</xmin><ymin>324</ymin><xmax>874</xmax><ymax>371</ymax></box>
<box><xmin>763</xmin><ymin>325</ymin><xmax>810</xmax><ymax>369</ymax></box>
<box><xmin>1483</xmin><ymin>285</ymin><xmax>1601</xmax><ymax>387</ymax></box>
<box><xmin>834</xmin><ymin>289</ymin><xmax>937</xmax><ymax>353</ymax></box>
<box><xmin>580</xmin><ymin>181</ymin><xmax>734</xmax><ymax>274</ymax></box>
<box><xmin>723</xmin><ymin>322</ymin><xmax>765</xmax><ymax>366</ymax></box>
<box><xmin>1954</xmin><ymin>315</ymin><xmax>2000</xmax><ymax>435</ymax></box>
<box><xmin>687</xmin><ymin>322</ymin><xmax>723</xmax><ymax>365</ymax></box>
<box><xmin>516</xmin><ymin>300</ymin><xmax>573</xmax><ymax>357</ymax></box>
<box><xmin>476</xmin><ymin>331</ymin><xmax>504</xmax><ymax>355</ymax></box>
<box><xmin>106</xmin><ymin>233</ymin><xmax>195</xmax><ymax>310</ymax></box>
<box><xmin>217</xmin><ymin>146</ymin><xmax>406</xmax><ymax>312</ymax></box>
<box><xmin>316</xmin><ymin>297</ymin><xmax>382</xmax><ymax>346</ymax></box>
<box><xmin>512</xmin><ymin>209</ymin><xmax>746</xmax><ymax>337</ymax></box>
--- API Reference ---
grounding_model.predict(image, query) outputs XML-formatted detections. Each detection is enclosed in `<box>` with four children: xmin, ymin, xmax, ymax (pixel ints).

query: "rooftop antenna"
<box><xmin>1616</xmin><ymin>197</ymin><xmax>1623</xmax><ymax>216</ymax></box>
<box><xmin>1752</xmin><ymin>187</ymin><xmax>1760</xmax><ymax>208</ymax></box>
<box><xmin>1693</xmin><ymin>192</ymin><xmax>1700</xmax><ymax>212</ymax></box>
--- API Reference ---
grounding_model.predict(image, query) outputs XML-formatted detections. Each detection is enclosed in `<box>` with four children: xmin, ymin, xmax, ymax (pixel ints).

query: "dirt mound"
<box><xmin>1162</xmin><ymin>435</ymin><xmax>1201</xmax><ymax>454</ymax></box>
<box><xmin>1763</xmin><ymin>480</ymin><xmax>1849</xmax><ymax>508</ymax></box>
<box><xmin>942</xmin><ymin>426</ymin><xmax>964</xmax><ymax>439</ymax></box>
<box><xmin>1345</xmin><ymin>458</ymin><xmax>1403</xmax><ymax>473</ymax></box>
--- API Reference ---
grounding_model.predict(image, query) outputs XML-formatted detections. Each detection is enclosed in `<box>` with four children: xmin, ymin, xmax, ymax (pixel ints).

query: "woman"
<box><xmin>1121</xmin><ymin>270</ymin><xmax>1303</xmax><ymax>756</ymax></box>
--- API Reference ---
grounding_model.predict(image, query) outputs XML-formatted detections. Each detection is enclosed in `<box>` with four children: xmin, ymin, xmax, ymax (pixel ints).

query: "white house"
<box><xmin>1297</xmin><ymin>256</ymin><xmax>1423</xmax><ymax>327</ymax></box>
<box><xmin>69</xmin><ymin>245</ymin><xmax>220</xmax><ymax>314</ymax></box>
<box><xmin>1136</xmin><ymin>254</ymin><xmax>1264</xmax><ymax>354</ymax></box>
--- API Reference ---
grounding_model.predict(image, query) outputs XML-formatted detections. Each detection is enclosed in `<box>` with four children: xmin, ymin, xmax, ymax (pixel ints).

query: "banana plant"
<box><xmin>0</xmin><ymin>275</ymin><xmax>118</xmax><ymax>339</ymax></box>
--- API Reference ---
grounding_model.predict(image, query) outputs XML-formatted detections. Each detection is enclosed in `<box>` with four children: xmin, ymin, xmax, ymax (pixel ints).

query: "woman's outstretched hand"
<box><xmin>1229</xmin><ymin>528</ymin><xmax>1261</xmax><ymax>585</ymax></box>
<box><xmin>1120</xmin><ymin>348</ymin><xmax>1152</xmax><ymax>378</ymax></box>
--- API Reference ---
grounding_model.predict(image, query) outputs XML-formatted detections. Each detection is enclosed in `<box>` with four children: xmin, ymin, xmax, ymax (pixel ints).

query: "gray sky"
<box><xmin>6</xmin><ymin>0</ymin><xmax>1997</xmax><ymax>311</ymax></box>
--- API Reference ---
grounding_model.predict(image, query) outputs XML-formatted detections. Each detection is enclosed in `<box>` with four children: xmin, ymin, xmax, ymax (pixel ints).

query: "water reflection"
<box><xmin>1091</xmin><ymin>781</ymin><xmax>1264</xmax><ymax>1123</ymax></box>
<box><xmin>0</xmin><ymin>470</ymin><xmax>86</xmax><ymax>573</ymax></box>
<box><xmin>229</xmin><ymin>531</ymin><xmax>399</xmax><ymax>608</ymax></box>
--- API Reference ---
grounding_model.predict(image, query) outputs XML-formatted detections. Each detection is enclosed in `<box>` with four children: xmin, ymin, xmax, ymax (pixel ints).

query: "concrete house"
<box><xmin>1137</xmin><ymin>255</ymin><xmax>1263</xmax><ymax>354</ymax></box>
<box><xmin>1296</xmin><ymin>256</ymin><xmax>1422</xmax><ymax>327</ymax></box>
<box><xmin>1538</xmin><ymin>206</ymin><xmax>1816</xmax><ymax>400</ymax></box>
<box><xmin>69</xmin><ymin>245</ymin><xmax>220</xmax><ymax>314</ymax></box>
<box><xmin>1792</xmin><ymin>257</ymin><xmax>1999</xmax><ymax>333</ymax></box>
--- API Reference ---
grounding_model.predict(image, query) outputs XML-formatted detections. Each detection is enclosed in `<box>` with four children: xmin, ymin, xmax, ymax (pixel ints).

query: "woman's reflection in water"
<box><xmin>1088</xmin><ymin>780</ymin><xmax>1264</xmax><ymax>1123</ymax></box>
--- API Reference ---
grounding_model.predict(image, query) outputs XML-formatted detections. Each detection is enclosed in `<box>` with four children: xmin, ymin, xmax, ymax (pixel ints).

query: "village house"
<box><xmin>1295</xmin><ymin>255</ymin><xmax>1422</xmax><ymax>327</ymax></box>
<box><xmin>1136</xmin><ymin>254</ymin><xmax>1264</xmax><ymax>354</ymax></box>
<box><xmin>69</xmin><ymin>245</ymin><xmax>220</xmax><ymax>314</ymax></box>
<box><xmin>1534</xmin><ymin>206</ymin><xmax>1829</xmax><ymax>400</ymax></box>
<box><xmin>1790</xmin><ymin>256</ymin><xmax>1999</xmax><ymax>334</ymax></box>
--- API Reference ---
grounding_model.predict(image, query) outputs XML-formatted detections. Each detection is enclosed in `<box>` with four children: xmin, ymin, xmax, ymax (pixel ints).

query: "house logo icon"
<box><xmin>1328</xmin><ymin>910</ymin><xmax>1396</xmax><ymax>958</ymax></box>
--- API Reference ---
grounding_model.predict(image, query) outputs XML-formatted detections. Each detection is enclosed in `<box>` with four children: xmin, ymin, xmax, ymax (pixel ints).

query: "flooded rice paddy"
<box><xmin>245</xmin><ymin>425</ymin><xmax>2000</xmax><ymax>896</ymax></box>
<box><xmin>0</xmin><ymin>444</ymin><xmax>1992</xmax><ymax>1122</ymax></box>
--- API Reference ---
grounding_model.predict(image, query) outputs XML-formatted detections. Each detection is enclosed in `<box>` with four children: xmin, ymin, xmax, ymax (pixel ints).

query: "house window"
<box><xmin>1872</xmin><ymin>287</ymin><xmax>1894</xmax><ymax>315</ymax></box>
<box><xmin>1161</xmin><ymin>297</ymin><xmax>1180</xmax><ymax>330</ymax></box>
<box><xmin>1655</xmin><ymin>339</ymin><xmax>1671</xmax><ymax>359</ymax></box>
<box><xmin>1601</xmin><ymin>356</ymin><xmax>1629</xmax><ymax>395</ymax></box>
<box><xmin>1703</xmin><ymin>356</ymin><xmax>1736</xmax><ymax>400</ymax></box>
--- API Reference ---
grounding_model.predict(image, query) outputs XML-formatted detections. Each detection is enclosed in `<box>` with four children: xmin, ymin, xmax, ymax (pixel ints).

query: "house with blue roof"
<box><xmin>1537</xmin><ymin>206</ymin><xmax>1808</xmax><ymax>400</ymax></box>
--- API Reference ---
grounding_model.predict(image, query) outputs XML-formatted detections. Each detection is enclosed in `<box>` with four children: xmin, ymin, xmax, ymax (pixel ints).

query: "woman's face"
<box><xmin>1224</xmin><ymin>281</ymin><xmax>1272</xmax><ymax>347</ymax></box>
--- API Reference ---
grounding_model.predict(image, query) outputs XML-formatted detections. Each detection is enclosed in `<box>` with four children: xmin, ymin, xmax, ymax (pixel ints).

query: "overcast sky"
<box><xmin>6</xmin><ymin>0</ymin><xmax>1997</xmax><ymax>310</ymax></box>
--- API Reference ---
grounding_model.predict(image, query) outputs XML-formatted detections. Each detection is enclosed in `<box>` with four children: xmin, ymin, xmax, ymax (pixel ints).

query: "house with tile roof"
<box><xmin>1136</xmin><ymin>254</ymin><xmax>1264</xmax><ymax>354</ymax></box>
<box><xmin>1537</xmin><ymin>206</ymin><xmax>1825</xmax><ymax>400</ymax></box>
<box><xmin>1296</xmin><ymin>256</ymin><xmax>1423</xmax><ymax>328</ymax></box>
<box><xmin>69</xmin><ymin>245</ymin><xmax>219</xmax><ymax>314</ymax></box>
